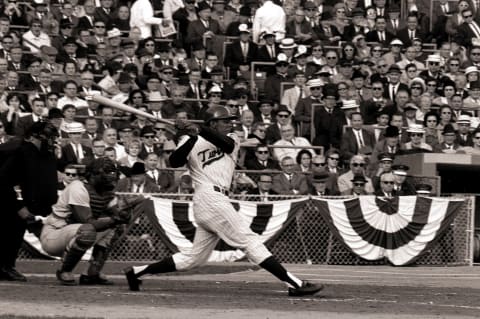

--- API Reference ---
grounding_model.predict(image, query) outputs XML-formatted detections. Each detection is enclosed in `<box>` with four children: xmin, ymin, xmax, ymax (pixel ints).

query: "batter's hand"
<box><xmin>175</xmin><ymin>119</ymin><xmax>200</xmax><ymax>136</ymax></box>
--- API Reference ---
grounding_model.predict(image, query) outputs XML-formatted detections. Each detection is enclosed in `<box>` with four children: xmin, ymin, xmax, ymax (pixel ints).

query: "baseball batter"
<box><xmin>124</xmin><ymin>106</ymin><xmax>323</xmax><ymax>296</ymax></box>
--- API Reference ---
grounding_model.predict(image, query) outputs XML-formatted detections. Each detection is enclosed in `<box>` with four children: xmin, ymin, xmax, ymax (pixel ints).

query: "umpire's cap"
<box><xmin>204</xmin><ymin>106</ymin><xmax>238</xmax><ymax>123</ymax></box>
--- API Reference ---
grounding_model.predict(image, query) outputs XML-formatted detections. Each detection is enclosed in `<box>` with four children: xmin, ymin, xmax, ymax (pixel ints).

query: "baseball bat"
<box><xmin>89</xmin><ymin>94</ymin><xmax>176</xmax><ymax>126</ymax></box>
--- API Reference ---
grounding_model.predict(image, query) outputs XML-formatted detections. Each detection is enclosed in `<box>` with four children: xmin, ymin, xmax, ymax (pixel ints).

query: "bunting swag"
<box><xmin>312</xmin><ymin>196</ymin><xmax>465</xmax><ymax>266</ymax></box>
<box><xmin>147</xmin><ymin>197</ymin><xmax>308</xmax><ymax>263</ymax></box>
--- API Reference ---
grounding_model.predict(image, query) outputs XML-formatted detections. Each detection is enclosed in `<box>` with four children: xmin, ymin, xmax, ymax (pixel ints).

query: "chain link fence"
<box><xmin>19</xmin><ymin>195</ymin><xmax>474</xmax><ymax>266</ymax></box>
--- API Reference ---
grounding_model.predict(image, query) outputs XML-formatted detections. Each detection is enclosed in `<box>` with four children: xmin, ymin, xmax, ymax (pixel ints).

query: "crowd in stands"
<box><xmin>1</xmin><ymin>0</ymin><xmax>479</xmax><ymax>198</ymax></box>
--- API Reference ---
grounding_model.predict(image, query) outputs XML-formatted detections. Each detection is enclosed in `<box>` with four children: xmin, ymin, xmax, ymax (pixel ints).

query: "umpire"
<box><xmin>0</xmin><ymin>121</ymin><xmax>59</xmax><ymax>281</ymax></box>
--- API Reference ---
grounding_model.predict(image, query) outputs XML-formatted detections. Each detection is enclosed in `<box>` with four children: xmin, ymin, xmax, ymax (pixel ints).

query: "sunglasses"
<box><xmin>353</xmin><ymin>183</ymin><xmax>365</xmax><ymax>186</ymax></box>
<box><xmin>410</xmin><ymin>133</ymin><xmax>423</xmax><ymax>137</ymax></box>
<box><xmin>352</xmin><ymin>163</ymin><xmax>365</xmax><ymax>167</ymax></box>
<box><xmin>95</xmin><ymin>25</ymin><xmax>105</xmax><ymax>28</ymax></box>
<box><xmin>378</xmin><ymin>65</ymin><xmax>388</xmax><ymax>68</ymax></box>
<box><xmin>411</xmin><ymin>87</ymin><xmax>422</xmax><ymax>90</ymax></box>
<box><xmin>143</xmin><ymin>135</ymin><xmax>155</xmax><ymax>139</ymax></box>
<box><xmin>326</xmin><ymin>57</ymin><xmax>337</xmax><ymax>60</ymax></box>
<box><xmin>163</xmin><ymin>150</ymin><xmax>173</xmax><ymax>153</ymax></box>
<box><xmin>163</xmin><ymin>71</ymin><xmax>173</xmax><ymax>74</ymax></box>
<box><xmin>474</xmin><ymin>136</ymin><xmax>480</xmax><ymax>139</ymax></box>
<box><xmin>257</xmin><ymin>151</ymin><xmax>269</xmax><ymax>154</ymax></box>
<box><xmin>260</xmin><ymin>180</ymin><xmax>272</xmax><ymax>183</ymax></box>
<box><xmin>472</xmin><ymin>52</ymin><xmax>480</xmax><ymax>56</ymax></box>
<box><xmin>210</xmin><ymin>93</ymin><xmax>222</xmax><ymax>97</ymax></box>
<box><xmin>329</xmin><ymin>157</ymin><xmax>339</xmax><ymax>161</ymax></box>
<box><xmin>373</xmin><ymin>49</ymin><xmax>382</xmax><ymax>52</ymax></box>
<box><xmin>372</xmin><ymin>87</ymin><xmax>383</xmax><ymax>91</ymax></box>
<box><xmin>382</xmin><ymin>181</ymin><xmax>395</xmax><ymax>185</ymax></box>
<box><xmin>277</xmin><ymin>114</ymin><xmax>290</xmax><ymax>118</ymax></box>
<box><xmin>464</xmin><ymin>15</ymin><xmax>473</xmax><ymax>18</ymax></box>
<box><xmin>65</xmin><ymin>172</ymin><xmax>77</xmax><ymax>177</ymax></box>
<box><xmin>450</xmin><ymin>64</ymin><xmax>459</xmax><ymax>67</ymax></box>
<box><xmin>310</xmin><ymin>87</ymin><xmax>322</xmax><ymax>90</ymax></box>
<box><xmin>227</xmin><ymin>104</ymin><xmax>239</xmax><ymax>107</ymax></box>
<box><xmin>429</xmin><ymin>62</ymin><xmax>440</xmax><ymax>65</ymax></box>
<box><xmin>312</xmin><ymin>162</ymin><xmax>326</xmax><ymax>166</ymax></box>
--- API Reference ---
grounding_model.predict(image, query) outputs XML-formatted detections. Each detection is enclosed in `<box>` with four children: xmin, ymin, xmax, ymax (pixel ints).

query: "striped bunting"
<box><xmin>146</xmin><ymin>197</ymin><xmax>307</xmax><ymax>262</ymax></box>
<box><xmin>312</xmin><ymin>196</ymin><xmax>465</xmax><ymax>266</ymax></box>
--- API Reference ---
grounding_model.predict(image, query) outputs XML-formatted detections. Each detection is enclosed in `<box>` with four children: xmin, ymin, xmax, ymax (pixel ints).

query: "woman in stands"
<box><xmin>295</xmin><ymin>149</ymin><xmax>313</xmax><ymax>173</ymax></box>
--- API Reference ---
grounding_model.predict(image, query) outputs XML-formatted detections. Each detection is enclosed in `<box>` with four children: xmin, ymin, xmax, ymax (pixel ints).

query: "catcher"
<box><xmin>40</xmin><ymin>158</ymin><xmax>130</xmax><ymax>285</ymax></box>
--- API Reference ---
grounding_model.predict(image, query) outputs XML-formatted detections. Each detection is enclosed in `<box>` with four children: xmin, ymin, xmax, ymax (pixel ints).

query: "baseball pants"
<box><xmin>172</xmin><ymin>185</ymin><xmax>272</xmax><ymax>270</ymax></box>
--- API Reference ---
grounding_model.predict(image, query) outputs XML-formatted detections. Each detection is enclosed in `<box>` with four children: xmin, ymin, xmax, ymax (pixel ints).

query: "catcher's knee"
<box><xmin>73</xmin><ymin>224</ymin><xmax>96</xmax><ymax>250</ymax></box>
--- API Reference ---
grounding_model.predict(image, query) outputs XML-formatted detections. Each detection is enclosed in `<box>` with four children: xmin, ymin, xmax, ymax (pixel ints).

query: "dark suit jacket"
<box><xmin>286</xmin><ymin>20</ymin><xmax>313</xmax><ymax>44</ymax></box>
<box><xmin>396</xmin><ymin>28</ymin><xmax>427</xmax><ymax>47</ymax></box>
<box><xmin>340</xmin><ymin>128</ymin><xmax>376</xmax><ymax>160</ymax></box>
<box><xmin>18</xmin><ymin>74</ymin><xmax>40</xmax><ymax>91</ymax></box>
<box><xmin>94</xmin><ymin>7</ymin><xmax>115</xmax><ymax>26</ymax></box>
<box><xmin>383</xmin><ymin>83</ymin><xmax>409</xmax><ymax>101</ymax></box>
<box><xmin>456</xmin><ymin>132</ymin><xmax>474</xmax><ymax>147</ymax></box>
<box><xmin>244</xmin><ymin>158</ymin><xmax>281</xmax><ymax>171</ymax></box>
<box><xmin>342</xmin><ymin>24</ymin><xmax>367</xmax><ymax>42</ymax></box>
<box><xmin>224</xmin><ymin>40</ymin><xmax>258</xmax><ymax>72</ymax></box>
<box><xmin>361</xmin><ymin>98</ymin><xmax>396</xmax><ymax>124</ymax></box>
<box><xmin>265</xmin><ymin>122</ymin><xmax>282</xmax><ymax>145</ymax></box>
<box><xmin>365</xmin><ymin>30</ymin><xmax>395</xmax><ymax>47</ymax></box>
<box><xmin>145</xmin><ymin>169</ymin><xmax>176</xmax><ymax>192</ymax></box>
<box><xmin>295</xmin><ymin>96</ymin><xmax>323</xmax><ymax>137</ymax></box>
<box><xmin>185</xmin><ymin>18</ymin><xmax>221</xmax><ymax>47</ymax></box>
<box><xmin>138</xmin><ymin>144</ymin><xmax>162</xmax><ymax>160</ymax></box>
<box><xmin>271</xmin><ymin>172</ymin><xmax>309</xmax><ymax>195</ymax></box>
<box><xmin>433</xmin><ymin>142</ymin><xmax>461</xmax><ymax>152</ymax></box>
<box><xmin>313</xmin><ymin>24</ymin><xmax>342</xmax><ymax>45</ymax></box>
<box><xmin>76</xmin><ymin>15</ymin><xmax>95</xmax><ymax>32</ymax></box>
<box><xmin>59</xmin><ymin>143</ymin><xmax>94</xmax><ymax>169</ymax></box>
<box><xmin>15</xmin><ymin>114</ymin><xmax>36</xmax><ymax>138</ymax></box>
<box><xmin>454</xmin><ymin>21</ymin><xmax>480</xmax><ymax>48</ymax></box>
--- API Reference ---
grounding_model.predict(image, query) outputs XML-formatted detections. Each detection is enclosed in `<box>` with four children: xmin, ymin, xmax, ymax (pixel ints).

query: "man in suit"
<box><xmin>144</xmin><ymin>152</ymin><xmax>176</xmax><ymax>192</ymax></box>
<box><xmin>454</xmin><ymin>8</ymin><xmax>480</xmax><ymax>48</ymax></box>
<box><xmin>271</xmin><ymin>156</ymin><xmax>309</xmax><ymax>195</ymax></box>
<box><xmin>456</xmin><ymin>115</ymin><xmax>474</xmax><ymax>146</ymax></box>
<box><xmin>337</xmin><ymin>155</ymin><xmax>375</xmax><ymax>195</ymax></box>
<box><xmin>265</xmin><ymin>104</ymin><xmax>293</xmax><ymax>145</ymax></box>
<box><xmin>383</xmin><ymin>64</ymin><xmax>409</xmax><ymax>102</ymax></box>
<box><xmin>264</xmin><ymin>53</ymin><xmax>293</xmax><ymax>105</ymax></box>
<box><xmin>311</xmin><ymin>84</ymin><xmax>339</xmax><ymax>151</ymax></box>
<box><xmin>0</xmin><ymin>35</ymin><xmax>13</xmax><ymax>61</ymax></box>
<box><xmin>385</xmin><ymin>5</ymin><xmax>405</xmax><ymax>36</ymax></box>
<box><xmin>246</xmin><ymin>173</ymin><xmax>279</xmax><ymax>201</ymax></box>
<box><xmin>138</xmin><ymin>126</ymin><xmax>162</xmax><ymax>160</ymax></box>
<box><xmin>59</xmin><ymin>122</ymin><xmax>94</xmax><ymax>170</ymax></box>
<box><xmin>286</xmin><ymin>9</ymin><xmax>313</xmax><ymax>45</ymax></box>
<box><xmin>434</xmin><ymin>124</ymin><xmax>461</xmax><ymax>153</ymax></box>
<box><xmin>308</xmin><ymin>170</ymin><xmax>339</xmax><ymax>196</ymax></box>
<box><xmin>19</xmin><ymin>57</ymin><xmax>42</xmax><ymax>92</ymax></box>
<box><xmin>295</xmin><ymin>78</ymin><xmax>323</xmax><ymax>138</ymax></box>
<box><xmin>370</xmin><ymin>125</ymin><xmax>403</xmax><ymax>168</ymax></box>
<box><xmin>185</xmin><ymin>2</ymin><xmax>221</xmax><ymax>47</ymax></box>
<box><xmin>366</xmin><ymin>16</ymin><xmax>394</xmax><ymax>47</ymax></box>
<box><xmin>313</xmin><ymin>20</ymin><xmax>342</xmax><ymax>45</ymax></box>
<box><xmin>281</xmin><ymin>70</ymin><xmax>309</xmax><ymax>114</ymax></box>
<box><xmin>245</xmin><ymin>144</ymin><xmax>281</xmax><ymax>170</ymax></box>
<box><xmin>375</xmin><ymin>172</ymin><xmax>397</xmax><ymax>197</ymax></box>
<box><xmin>343</xmin><ymin>8</ymin><xmax>367</xmax><ymax>42</ymax></box>
<box><xmin>340</xmin><ymin>112</ymin><xmax>376</xmax><ymax>161</ymax></box>
<box><xmin>391</xmin><ymin>164</ymin><xmax>417</xmax><ymax>195</ymax></box>
<box><xmin>94</xmin><ymin>0</ymin><xmax>115</xmax><ymax>26</ymax></box>
<box><xmin>76</xmin><ymin>0</ymin><xmax>96</xmax><ymax>32</ymax></box>
<box><xmin>396</xmin><ymin>14</ymin><xmax>427</xmax><ymax>48</ymax></box>
<box><xmin>224</xmin><ymin>24</ymin><xmax>258</xmax><ymax>76</ymax></box>
<box><xmin>15</xmin><ymin>98</ymin><xmax>45</xmax><ymax>138</ymax></box>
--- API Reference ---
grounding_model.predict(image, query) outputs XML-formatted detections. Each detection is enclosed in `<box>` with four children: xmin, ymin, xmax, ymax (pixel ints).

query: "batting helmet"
<box><xmin>204</xmin><ymin>106</ymin><xmax>238</xmax><ymax>123</ymax></box>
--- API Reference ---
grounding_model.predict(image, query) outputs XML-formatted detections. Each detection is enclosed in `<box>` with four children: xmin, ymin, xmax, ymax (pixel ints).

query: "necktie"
<box><xmin>442</xmin><ymin>4</ymin><xmax>447</xmax><ymax>14</ymax></box>
<box><xmin>298</xmin><ymin>87</ymin><xmax>304</xmax><ymax>104</ymax></box>
<box><xmin>76</xmin><ymin>144</ymin><xmax>82</xmax><ymax>163</ymax></box>
<box><xmin>203</xmin><ymin>19</ymin><xmax>209</xmax><ymax>29</ymax></box>
<box><xmin>410</xmin><ymin>30</ymin><xmax>415</xmax><ymax>40</ymax></box>
<box><xmin>135</xmin><ymin>184</ymin><xmax>140</xmax><ymax>193</ymax></box>
<box><xmin>355</xmin><ymin>130</ymin><xmax>365</xmax><ymax>147</ymax></box>
<box><xmin>242</xmin><ymin>42</ymin><xmax>247</xmax><ymax>60</ymax></box>
<box><xmin>379</xmin><ymin>32</ymin><xmax>384</xmax><ymax>42</ymax></box>
<box><xmin>393</xmin><ymin>19</ymin><xmax>397</xmax><ymax>30</ymax></box>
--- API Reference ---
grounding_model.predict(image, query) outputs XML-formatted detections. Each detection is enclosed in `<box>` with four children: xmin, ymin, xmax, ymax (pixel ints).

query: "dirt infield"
<box><xmin>0</xmin><ymin>261</ymin><xmax>479</xmax><ymax>319</ymax></box>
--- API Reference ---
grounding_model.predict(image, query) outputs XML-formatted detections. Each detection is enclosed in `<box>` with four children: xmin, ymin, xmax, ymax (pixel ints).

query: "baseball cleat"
<box><xmin>56</xmin><ymin>270</ymin><xmax>77</xmax><ymax>286</ymax></box>
<box><xmin>124</xmin><ymin>267</ymin><xmax>142</xmax><ymax>291</ymax></box>
<box><xmin>288</xmin><ymin>281</ymin><xmax>324</xmax><ymax>297</ymax></box>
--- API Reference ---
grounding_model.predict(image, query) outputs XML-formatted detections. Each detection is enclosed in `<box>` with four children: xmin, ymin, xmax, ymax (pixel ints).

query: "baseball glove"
<box><xmin>175</xmin><ymin>119</ymin><xmax>200</xmax><ymax>136</ymax></box>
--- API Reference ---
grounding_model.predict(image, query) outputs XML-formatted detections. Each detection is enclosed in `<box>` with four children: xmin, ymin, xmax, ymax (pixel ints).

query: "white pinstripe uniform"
<box><xmin>172</xmin><ymin>133</ymin><xmax>272</xmax><ymax>270</ymax></box>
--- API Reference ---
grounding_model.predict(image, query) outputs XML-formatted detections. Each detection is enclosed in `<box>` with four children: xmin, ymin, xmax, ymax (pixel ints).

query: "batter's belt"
<box><xmin>213</xmin><ymin>185</ymin><xmax>230</xmax><ymax>196</ymax></box>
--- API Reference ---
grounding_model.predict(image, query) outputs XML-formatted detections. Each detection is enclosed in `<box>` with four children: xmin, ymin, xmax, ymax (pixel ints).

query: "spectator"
<box><xmin>392</xmin><ymin>164</ymin><xmax>417</xmax><ymax>195</ymax></box>
<box><xmin>252</xmin><ymin>0</ymin><xmax>286</xmax><ymax>43</ymax></box>
<box><xmin>144</xmin><ymin>152</ymin><xmax>175</xmax><ymax>192</ymax></box>
<box><xmin>273</xmin><ymin>123</ymin><xmax>314</xmax><ymax>162</ymax></box>
<box><xmin>375</xmin><ymin>172</ymin><xmax>396</xmax><ymax>197</ymax></box>
<box><xmin>103</xmin><ymin>127</ymin><xmax>127</xmax><ymax>160</ymax></box>
<box><xmin>118</xmin><ymin>139</ymin><xmax>143</xmax><ymax>168</ymax></box>
<box><xmin>271</xmin><ymin>156</ymin><xmax>309</xmax><ymax>195</ymax></box>
<box><xmin>337</xmin><ymin>155</ymin><xmax>375</xmax><ymax>195</ymax></box>
<box><xmin>246</xmin><ymin>173</ymin><xmax>278</xmax><ymax>201</ymax></box>
<box><xmin>295</xmin><ymin>149</ymin><xmax>313</xmax><ymax>173</ymax></box>
<box><xmin>350</xmin><ymin>174</ymin><xmax>369</xmax><ymax>196</ymax></box>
